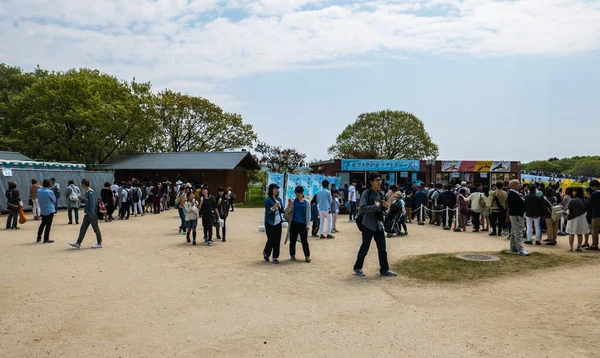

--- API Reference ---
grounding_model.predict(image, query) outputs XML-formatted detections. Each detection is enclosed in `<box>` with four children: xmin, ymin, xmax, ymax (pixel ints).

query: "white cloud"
<box><xmin>1</xmin><ymin>0</ymin><xmax>599</xmax><ymax>109</ymax></box>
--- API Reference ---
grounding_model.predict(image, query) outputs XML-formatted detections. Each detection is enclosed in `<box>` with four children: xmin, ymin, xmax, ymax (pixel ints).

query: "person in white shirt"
<box><xmin>465</xmin><ymin>185</ymin><xmax>483</xmax><ymax>232</ymax></box>
<box><xmin>348</xmin><ymin>180</ymin><xmax>357</xmax><ymax>222</ymax></box>
<box><xmin>132</xmin><ymin>184</ymin><xmax>144</xmax><ymax>217</ymax></box>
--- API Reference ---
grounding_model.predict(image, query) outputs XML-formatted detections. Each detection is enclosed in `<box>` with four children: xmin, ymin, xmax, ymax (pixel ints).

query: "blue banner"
<box><xmin>341</xmin><ymin>159</ymin><xmax>420</xmax><ymax>172</ymax></box>
<box><xmin>385</xmin><ymin>173</ymin><xmax>396</xmax><ymax>186</ymax></box>
<box><xmin>267</xmin><ymin>172</ymin><xmax>285</xmax><ymax>199</ymax></box>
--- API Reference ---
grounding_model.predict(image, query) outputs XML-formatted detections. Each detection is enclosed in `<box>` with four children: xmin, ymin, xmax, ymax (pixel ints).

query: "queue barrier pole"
<box><xmin>443</xmin><ymin>206</ymin><xmax>450</xmax><ymax>230</ymax></box>
<box><xmin>418</xmin><ymin>204</ymin><xmax>425</xmax><ymax>225</ymax></box>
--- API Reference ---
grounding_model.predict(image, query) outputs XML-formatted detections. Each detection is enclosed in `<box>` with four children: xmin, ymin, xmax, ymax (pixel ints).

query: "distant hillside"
<box><xmin>522</xmin><ymin>156</ymin><xmax>600</xmax><ymax>177</ymax></box>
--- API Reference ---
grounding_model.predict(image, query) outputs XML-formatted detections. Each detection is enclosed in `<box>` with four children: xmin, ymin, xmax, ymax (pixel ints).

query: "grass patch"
<box><xmin>237</xmin><ymin>186</ymin><xmax>265</xmax><ymax>208</ymax></box>
<box><xmin>393</xmin><ymin>251</ymin><xmax>600</xmax><ymax>283</ymax></box>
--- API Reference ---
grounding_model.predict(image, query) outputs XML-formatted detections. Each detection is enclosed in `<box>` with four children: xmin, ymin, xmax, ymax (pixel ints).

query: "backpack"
<box><xmin>479</xmin><ymin>193</ymin><xmax>487</xmax><ymax>208</ymax></box>
<box><xmin>69</xmin><ymin>186</ymin><xmax>79</xmax><ymax>202</ymax></box>
<box><xmin>97</xmin><ymin>199</ymin><xmax>107</xmax><ymax>219</ymax></box>
<box><xmin>544</xmin><ymin>196</ymin><xmax>562</xmax><ymax>220</ymax></box>
<box><xmin>133</xmin><ymin>188</ymin><xmax>140</xmax><ymax>202</ymax></box>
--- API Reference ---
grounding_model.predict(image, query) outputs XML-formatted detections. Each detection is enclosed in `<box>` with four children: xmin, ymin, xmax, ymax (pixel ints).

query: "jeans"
<box><xmin>509</xmin><ymin>216</ymin><xmax>525</xmax><ymax>252</ymax></box>
<box><xmin>349</xmin><ymin>202</ymin><xmax>357</xmax><ymax>221</ymax></box>
<box><xmin>37</xmin><ymin>214</ymin><xmax>54</xmax><ymax>241</ymax></box>
<box><xmin>319</xmin><ymin>210</ymin><xmax>333</xmax><ymax>235</ymax></box>
<box><xmin>354</xmin><ymin>226</ymin><xmax>390</xmax><ymax>274</ymax></box>
<box><xmin>77</xmin><ymin>215</ymin><xmax>102</xmax><ymax>245</ymax></box>
<box><xmin>264</xmin><ymin>223</ymin><xmax>282</xmax><ymax>259</ymax></box>
<box><xmin>491</xmin><ymin>209</ymin><xmax>506</xmax><ymax>234</ymax></box>
<box><xmin>6</xmin><ymin>209</ymin><xmax>18</xmax><ymax>229</ymax></box>
<box><xmin>289</xmin><ymin>221</ymin><xmax>310</xmax><ymax>257</ymax></box>
<box><xmin>178</xmin><ymin>208</ymin><xmax>186</xmax><ymax>231</ymax></box>
<box><xmin>68</xmin><ymin>207</ymin><xmax>79</xmax><ymax>224</ymax></box>
<box><xmin>471</xmin><ymin>211</ymin><xmax>481</xmax><ymax>230</ymax></box>
<box><xmin>526</xmin><ymin>217</ymin><xmax>541</xmax><ymax>242</ymax></box>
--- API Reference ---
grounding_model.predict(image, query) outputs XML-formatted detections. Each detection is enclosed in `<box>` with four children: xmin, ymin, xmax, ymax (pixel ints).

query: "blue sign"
<box><xmin>341</xmin><ymin>159</ymin><xmax>420</xmax><ymax>172</ymax></box>
<box><xmin>411</xmin><ymin>172</ymin><xmax>418</xmax><ymax>183</ymax></box>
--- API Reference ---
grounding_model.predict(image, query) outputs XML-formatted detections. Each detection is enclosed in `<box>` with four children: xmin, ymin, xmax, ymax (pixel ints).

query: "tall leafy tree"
<box><xmin>155</xmin><ymin>90</ymin><xmax>256</xmax><ymax>152</ymax></box>
<box><xmin>254</xmin><ymin>141</ymin><xmax>307</xmax><ymax>173</ymax></box>
<box><xmin>328</xmin><ymin>110</ymin><xmax>439</xmax><ymax>160</ymax></box>
<box><xmin>7</xmin><ymin>68</ymin><xmax>157</xmax><ymax>163</ymax></box>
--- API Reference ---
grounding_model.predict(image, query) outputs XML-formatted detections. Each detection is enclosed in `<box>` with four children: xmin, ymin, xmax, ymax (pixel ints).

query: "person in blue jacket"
<box><xmin>263</xmin><ymin>183</ymin><xmax>284</xmax><ymax>264</ymax></box>
<box><xmin>36</xmin><ymin>179</ymin><xmax>56</xmax><ymax>243</ymax></box>
<box><xmin>413</xmin><ymin>185</ymin><xmax>429</xmax><ymax>223</ymax></box>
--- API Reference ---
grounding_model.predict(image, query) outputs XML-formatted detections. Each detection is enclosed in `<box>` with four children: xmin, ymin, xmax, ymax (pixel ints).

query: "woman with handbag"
<box><xmin>5</xmin><ymin>180</ymin><xmax>22</xmax><ymax>230</ymax></box>
<box><xmin>285</xmin><ymin>186</ymin><xmax>312</xmax><ymax>263</ymax></box>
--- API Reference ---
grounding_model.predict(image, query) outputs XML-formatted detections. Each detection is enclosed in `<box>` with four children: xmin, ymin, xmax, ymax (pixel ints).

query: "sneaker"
<box><xmin>36</xmin><ymin>238</ymin><xmax>41</xmax><ymax>243</ymax></box>
<box><xmin>569</xmin><ymin>247</ymin><xmax>574</xmax><ymax>252</ymax></box>
<box><xmin>208</xmin><ymin>240</ymin><xmax>213</xmax><ymax>246</ymax></box>
<box><xmin>582</xmin><ymin>243</ymin><xmax>590</xmax><ymax>248</ymax></box>
<box><xmin>305</xmin><ymin>256</ymin><xmax>311</xmax><ymax>263</ymax></box>
<box><xmin>473</xmin><ymin>229</ymin><xmax>479</xmax><ymax>233</ymax></box>
<box><xmin>222</xmin><ymin>239</ymin><xmax>226</xmax><ymax>242</ymax></box>
<box><xmin>68</xmin><ymin>242</ymin><xmax>81</xmax><ymax>249</ymax></box>
<box><xmin>43</xmin><ymin>240</ymin><xmax>55</xmax><ymax>244</ymax></box>
<box><xmin>585</xmin><ymin>246</ymin><xmax>600</xmax><ymax>251</ymax></box>
<box><xmin>92</xmin><ymin>244</ymin><xmax>102</xmax><ymax>249</ymax></box>
<box><xmin>192</xmin><ymin>240</ymin><xmax>197</xmax><ymax>245</ymax></box>
<box><xmin>290</xmin><ymin>256</ymin><xmax>297</xmax><ymax>261</ymax></box>
<box><xmin>326</xmin><ymin>235</ymin><xmax>335</xmax><ymax>239</ymax></box>
<box><xmin>535</xmin><ymin>241</ymin><xmax>541</xmax><ymax>246</ymax></box>
<box><xmin>216</xmin><ymin>236</ymin><xmax>222</xmax><ymax>241</ymax></box>
<box><xmin>489</xmin><ymin>232</ymin><xmax>497</xmax><ymax>236</ymax></box>
<box><xmin>263</xmin><ymin>251</ymin><xmax>270</xmax><ymax>262</ymax></box>
<box><xmin>576</xmin><ymin>246</ymin><xmax>583</xmax><ymax>252</ymax></box>
<box><xmin>545</xmin><ymin>241</ymin><xmax>557</xmax><ymax>246</ymax></box>
<box><xmin>402</xmin><ymin>232</ymin><xmax>408</xmax><ymax>236</ymax></box>
<box><xmin>519</xmin><ymin>249</ymin><xmax>529</xmax><ymax>256</ymax></box>
<box><xmin>354</xmin><ymin>269</ymin><xmax>365</xmax><ymax>277</ymax></box>
<box><xmin>524</xmin><ymin>241</ymin><xmax>533</xmax><ymax>245</ymax></box>
<box><xmin>186</xmin><ymin>236</ymin><xmax>191</xmax><ymax>243</ymax></box>
<box><xmin>320</xmin><ymin>235</ymin><xmax>326</xmax><ymax>239</ymax></box>
<box><xmin>381</xmin><ymin>270</ymin><xmax>397</xmax><ymax>277</ymax></box>
<box><xmin>273</xmin><ymin>258</ymin><xmax>279</xmax><ymax>264</ymax></box>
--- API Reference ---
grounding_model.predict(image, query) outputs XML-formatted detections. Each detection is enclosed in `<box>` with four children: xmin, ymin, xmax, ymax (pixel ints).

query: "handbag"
<box><xmin>544</xmin><ymin>197</ymin><xmax>563</xmax><ymax>220</ymax></box>
<box><xmin>19</xmin><ymin>207</ymin><xmax>27</xmax><ymax>224</ymax></box>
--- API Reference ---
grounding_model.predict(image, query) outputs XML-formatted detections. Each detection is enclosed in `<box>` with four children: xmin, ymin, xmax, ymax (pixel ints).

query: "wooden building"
<box><xmin>104</xmin><ymin>152</ymin><xmax>260</xmax><ymax>202</ymax></box>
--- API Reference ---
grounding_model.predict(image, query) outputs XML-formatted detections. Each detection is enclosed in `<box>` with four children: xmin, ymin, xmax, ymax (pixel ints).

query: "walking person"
<box><xmin>566</xmin><ymin>187</ymin><xmax>588</xmax><ymax>252</ymax></box>
<box><xmin>5</xmin><ymin>180</ymin><xmax>21</xmax><ymax>230</ymax></box>
<box><xmin>184</xmin><ymin>192</ymin><xmax>200</xmax><ymax>245</ymax></box>
<box><xmin>524</xmin><ymin>185</ymin><xmax>544</xmax><ymax>245</ymax></box>
<box><xmin>216</xmin><ymin>188</ymin><xmax>230</xmax><ymax>242</ymax></box>
<box><xmin>227</xmin><ymin>187</ymin><xmax>235</xmax><ymax>212</ymax></box>
<box><xmin>199</xmin><ymin>187</ymin><xmax>220</xmax><ymax>246</ymax></box>
<box><xmin>489</xmin><ymin>182</ymin><xmax>508</xmax><ymax>236</ymax></box>
<box><xmin>68</xmin><ymin>178</ymin><xmax>103</xmax><ymax>249</ymax></box>
<box><xmin>310</xmin><ymin>195</ymin><xmax>320</xmax><ymax>237</ymax></box>
<box><xmin>348</xmin><ymin>179</ymin><xmax>357</xmax><ymax>222</ymax></box>
<box><xmin>161</xmin><ymin>179</ymin><xmax>170</xmax><ymax>211</ymax></box>
<box><xmin>507</xmin><ymin>180</ymin><xmax>529</xmax><ymax>256</ymax></box>
<box><xmin>100</xmin><ymin>182</ymin><xmax>115</xmax><ymax>222</ymax></box>
<box><xmin>36</xmin><ymin>179</ymin><xmax>56</xmax><ymax>243</ymax></box>
<box><xmin>66</xmin><ymin>180</ymin><xmax>81</xmax><ymax>225</ymax></box>
<box><xmin>317</xmin><ymin>180</ymin><xmax>335</xmax><ymax>239</ymax></box>
<box><xmin>175</xmin><ymin>187</ymin><xmax>188</xmax><ymax>234</ymax></box>
<box><xmin>263</xmin><ymin>183</ymin><xmax>284</xmax><ymax>264</ymax></box>
<box><xmin>353</xmin><ymin>172</ymin><xmax>397</xmax><ymax>277</ymax></box>
<box><xmin>132</xmin><ymin>184</ymin><xmax>144</xmax><ymax>217</ymax></box>
<box><xmin>285</xmin><ymin>186</ymin><xmax>312</xmax><ymax>262</ymax></box>
<box><xmin>30</xmin><ymin>179</ymin><xmax>42</xmax><ymax>220</ymax></box>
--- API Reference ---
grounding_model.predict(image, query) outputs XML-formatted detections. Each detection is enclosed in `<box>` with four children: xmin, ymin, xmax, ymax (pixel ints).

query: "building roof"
<box><xmin>0</xmin><ymin>151</ymin><xmax>33</xmax><ymax>161</ymax></box>
<box><xmin>105</xmin><ymin>152</ymin><xmax>260</xmax><ymax>171</ymax></box>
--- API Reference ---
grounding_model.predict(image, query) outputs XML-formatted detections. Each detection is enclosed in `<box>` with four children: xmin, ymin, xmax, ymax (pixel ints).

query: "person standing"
<box><xmin>480</xmin><ymin>186</ymin><xmax>492</xmax><ymax>232</ymax></box>
<box><xmin>132</xmin><ymin>184</ymin><xmax>144</xmax><ymax>217</ymax></box>
<box><xmin>199</xmin><ymin>187</ymin><xmax>219</xmax><ymax>246</ymax></box>
<box><xmin>440</xmin><ymin>185</ymin><xmax>457</xmax><ymax>229</ymax></box>
<box><xmin>316</xmin><ymin>180</ymin><xmax>335</xmax><ymax>239</ymax></box>
<box><xmin>353</xmin><ymin>172</ymin><xmax>397</xmax><ymax>277</ymax></box>
<box><xmin>184</xmin><ymin>192</ymin><xmax>200</xmax><ymax>245</ymax></box>
<box><xmin>5</xmin><ymin>180</ymin><xmax>22</xmax><ymax>230</ymax></box>
<box><xmin>507</xmin><ymin>180</ymin><xmax>529</xmax><ymax>256</ymax></box>
<box><xmin>285</xmin><ymin>186</ymin><xmax>312</xmax><ymax>262</ymax></box>
<box><xmin>119</xmin><ymin>185</ymin><xmax>131</xmax><ymax>220</ymax></box>
<box><xmin>466</xmin><ymin>185</ymin><xmax>483</xmax><ymax>232</ymax></box>
<box><xmin>100</xmin><ymin>182</ymin><xmax>115</xmax><ymax>222</ymax></box>
<box><xmin>216</xmin><ymin>188</ymin><xmax>230</xmax><ymax>242</ymax></box>
<box><xmin>524</xmin><ymin>185</ymin><xmax>544</xmax><ymax>245</ymax></box>
<box><xmin>566</xmin><ymin>187</ymin><xmax>588</xmax><ymax>252</ymax></box>
<box><xmin>263</xmin><ymin>183</ymin><xmax>284</xmax><ymax>264</ymax></box>
<box><xmin>413</xmin><ymin>185</ymin><xmax>429</xmax><ymax>224</ymax></box>
<box><xmin>586</xmin><ymin>180</ymin><xmax>600</xmax><ymax>251</ymax></box>
<box><xmin>66</xmin><ymin>180</ymin><xmax>81</xmax><ymax>225</ymax></box>
<box><xmin>36</xmin><ymin>179</ymin><xmax>56</xmax><ymax>243</ymax></box>
<box><xmin>430</xmin><ymin>183</ymin><xmax>444</xmax><ymax>226</ymax></box>
<box><xmin>543</xmin><ymin>187</ymin><xmax>559</xmax><ymax>245</ymax></box>
<box><xmin>348</xmin><ymin>180</ymin><xmax>357</xmax><ymax>222</ymax></box>
<box><xmin>489</xmin><ymin>182</ymin><xmax>508</xmax><ymax>236</ymax></box>
<box><xmin>68</xmin><ymin>178</ymin><xmax>103</xmax><ymax>249</ymax></box>
<box><xmin>30</xmin><ymin>179</ymin><xmax>42</xmax><ymax>221</ymax></box>
<box><xmin>227</xmin><ymin>187</ymin><xmax>235</xmax><ymax>212</ymax></box>
<box><xmin>161</xmin><ymin>179</ymin><xmax>170</xmax><ymax>211</ymax></box>
<box><xmin>331</xmin><ymin>190</ymin><xmax>341</xmax><ymax>233</ymax></box>
<box><xmin>310</xmin><ymin>195</ymin><xmax>320</xmax><ymax>237</ymax></box>
<box><xmin>50</xmin><ymin>178</ymin><xmax>60</xmax><ymax>210</ymax></box>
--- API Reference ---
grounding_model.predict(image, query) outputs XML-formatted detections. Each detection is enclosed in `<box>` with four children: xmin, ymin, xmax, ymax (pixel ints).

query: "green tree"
<box><xmin>328</xmin><ymin>110</ymin><xmax>439</xmax><ymax>160</ymax></box>
<box><xmin>570</xmin><ymin>160</ymin><xmax>600</xmax><ymax>177</ymax></box>
<box><xmin>522</xmin><ymin>160</ymin><xmax>558</xmax><ymax>173</ymax></box>
<box><xmin>7</xmin><ymin>68</ymin><xmax>157</xmax><ymax>163</ymax></box>
<box><xmin>155</xmin><ymin>90</ymin><xmax>256</xmax><ymax>152</ymax></box>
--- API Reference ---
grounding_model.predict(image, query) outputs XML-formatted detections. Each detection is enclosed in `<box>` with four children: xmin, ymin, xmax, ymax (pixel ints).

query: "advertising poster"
<box><xmin>458</xmin><ymin>161</ymin><xmax>477</xmax><ymax>172</ymax></box>
<box><xmin>491</xmin><ymin>161</ymin><xmax>510</xmax><ymax>172</ymax></box>
<box><xmin>441</xmin><ymin>161</ymin><xmax>461</xmax><ymax>172</ymax></box>
<box><xmin>267</xmin><ymin>172</ymin><xmax>285</xmax><ymax>199</ymax></box>
<box><xmin>310</xmin><ymin>174</ymin><xmax>324</xmax><ymax>198</ymax></box>
<box><xmin>474</xmin><ymin>161</ymin><xmax>493</xmax><ymax>172</ymax></box>
<box><xmin>341</xmin><ymin>159</ymin><xmax>420</xmax><ymax>172</ymax></box>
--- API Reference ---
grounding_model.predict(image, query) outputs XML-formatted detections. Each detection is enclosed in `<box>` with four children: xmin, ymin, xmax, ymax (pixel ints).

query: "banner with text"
<box><xmin>341</xmin><ymin>159</ymin><xmax>420</xmax><ymax>172</ymax></box>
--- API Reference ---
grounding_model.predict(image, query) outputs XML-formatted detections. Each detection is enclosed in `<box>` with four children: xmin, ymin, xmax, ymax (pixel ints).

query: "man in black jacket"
<box><xmin>524</xmin><ymin>185</ymin><xmax>544</xmax><ymax>245</ymax></box>
<box><xmin>508</xmin><ymin>180</ymin><xmax>529</xmax><ymax>256</ymax></box>
<box><xmin>587</xmin><ymin>179</ymin><xmax>600</xmax><ymax>251</ymax></box>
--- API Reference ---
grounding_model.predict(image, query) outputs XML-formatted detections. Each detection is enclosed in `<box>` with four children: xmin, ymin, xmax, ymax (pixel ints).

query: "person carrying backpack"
<box><xmin>119</xmin><ymin>185</ymin><xmax>131</xmax><ymax>220</ymax></box>
<box><xmin>66</xmin><ymin>180</ymin><xmax>82</xmax><ymax>225</ymax></box>
<box><xmin>132</xmin><ymin>184</ymin><xmax>144</xmax><ymax>217</ymax></box>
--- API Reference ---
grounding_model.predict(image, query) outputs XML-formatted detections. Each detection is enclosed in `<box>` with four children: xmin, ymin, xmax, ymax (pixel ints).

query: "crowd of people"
<box><xmin>4</xmin><ymin>177</ymin><xmax>237</xmax><ymax>249</ymax></box>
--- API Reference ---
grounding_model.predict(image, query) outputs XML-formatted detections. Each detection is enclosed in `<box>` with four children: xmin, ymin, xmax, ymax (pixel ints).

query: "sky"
<box><xmin>1</xmin><ymin>0</ymin><xmax>599</xmax><ymax>163</ymax></box>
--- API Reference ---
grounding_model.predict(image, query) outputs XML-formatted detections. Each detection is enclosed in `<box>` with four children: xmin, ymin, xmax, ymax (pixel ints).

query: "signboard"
<box><xmin>2</xmin><ymin>168</ymin><xmax>13</xmax><ymax>177</ymax></box>
<box><xmin>474</xmin><ymin>161</ymin><xmax>493</xmax><ymax>172</ymax></box>
<box><xmin>400</xmin><ymin>172</ymin><xmax>408</xmax><ymax>178</ymax></box>
<box><xmin>441</xmin><ymin>161</ymin><xmax>460</xmax><ymax>172</ymax></box>
<box><xmin>411</xmin><ymin>172</ymin><xmax>418</xmax><ymax>183</ymax></box>
<box><xmin>385</xmin><ymin>173</ymin><xmax>396</xmax><ymax>186</ymax></box>
<box><xmin>341</xmin><ymin>159</ymin><xmax>420</xmax><ymax>172</ymax></box>
<box><xmin>490</xmin><ymin>161</ymin><xmax>510</xmax><ymax>172</ymax></box>
<box><xmin>442</xmin><ymin>160</ymin><xmax>512</xmax><ymax>172</ymax></box>
<box><xmin>480</xmin><ymin>173</ymin><xmax>488</xmax><ymax>178</ymax></box>
<box><xmin>451</xmin><ymin>172</ymin><xmax>460</xmax><ymax>178</ymax></box>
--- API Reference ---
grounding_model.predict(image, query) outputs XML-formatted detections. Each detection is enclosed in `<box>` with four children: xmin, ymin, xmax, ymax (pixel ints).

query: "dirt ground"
<box><xmin>1</xmin><ymin>208</ymin><xmax>599</xmax><ymax>357</ymax></box>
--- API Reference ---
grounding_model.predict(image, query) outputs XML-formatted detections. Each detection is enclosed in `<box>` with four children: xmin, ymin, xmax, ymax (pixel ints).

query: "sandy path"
<box><xmin>1</xmin><ymin>208</ymin><xmax>599</xmax><ymax>357</ymax></box>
